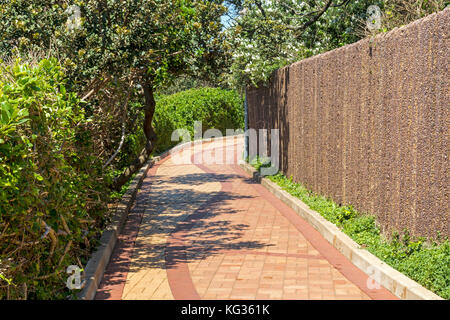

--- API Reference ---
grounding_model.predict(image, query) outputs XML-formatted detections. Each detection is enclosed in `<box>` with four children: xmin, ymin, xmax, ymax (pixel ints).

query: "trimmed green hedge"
<box><xmin>153</xmin><ymin>87</ymin><xmax>244</xmax><ymax>153</ymax></box>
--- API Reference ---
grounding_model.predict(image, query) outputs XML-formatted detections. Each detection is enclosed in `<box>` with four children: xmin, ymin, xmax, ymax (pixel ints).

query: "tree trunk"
<box><xmin>113</xmin><ymin>77</ymin><xmax>157</xmax><ymax>190</ymax></box>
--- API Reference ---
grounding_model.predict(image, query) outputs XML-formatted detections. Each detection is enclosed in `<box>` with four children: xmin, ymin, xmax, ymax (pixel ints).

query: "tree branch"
<box><xmin>112</xmin><ymin>75</ymin><xmax>157</xmax><ymax>190</ymax></box>
<box><xmin>102</xmin><ymin>80</ymin><xmax>134</xmax><ymax>170</ymax></box>
<box><xmin>254</xmin><ymin>0</ymin><xmax>266</xmax><ymax>18</ymax></box>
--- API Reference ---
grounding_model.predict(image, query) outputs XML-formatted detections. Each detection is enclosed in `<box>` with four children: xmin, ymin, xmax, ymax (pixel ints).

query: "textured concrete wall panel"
<box><xmin>247</xmin><ymin>8</ymin><xmax>450</xmax><ymax>238</ymax></box>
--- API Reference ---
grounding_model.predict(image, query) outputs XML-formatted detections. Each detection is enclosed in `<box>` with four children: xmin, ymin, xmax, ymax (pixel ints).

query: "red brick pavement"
<box><xmin>96</xmin><ymin>137</ymin><xmax>397</xmax><ymax>300</ymax></box>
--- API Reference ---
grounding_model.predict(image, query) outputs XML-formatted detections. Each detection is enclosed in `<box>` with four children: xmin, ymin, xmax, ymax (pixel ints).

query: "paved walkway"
<box><xmin>96</xmin><ymin>137</ymin><xmax>397</xmax><ymax>300</ymax></box>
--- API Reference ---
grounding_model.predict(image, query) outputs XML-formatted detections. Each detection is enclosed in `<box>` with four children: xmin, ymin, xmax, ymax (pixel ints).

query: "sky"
<box><xmin>221</xmin><ymin>14</ymin><xmax>233</xmax><ymax>29</ymax></box>
<box><xmin>220</xmin><ymin>2</ymin><xmax>238</xmax><ymax>30</ymax></box>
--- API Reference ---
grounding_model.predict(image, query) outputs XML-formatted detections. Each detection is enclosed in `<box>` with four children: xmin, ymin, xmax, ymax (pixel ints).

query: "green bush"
<box><xmin>0</xmin><ymin>58</ymin><xmax>108</xmax><ymax>299</ymax></box>
<box><xmin>153</xmin><ymin>87</ymin><xmax>244</xmax><ymax>153</ymax></box>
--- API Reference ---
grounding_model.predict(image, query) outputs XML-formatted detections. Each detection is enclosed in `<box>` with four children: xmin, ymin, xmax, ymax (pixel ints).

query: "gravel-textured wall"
<box><xmin>247</xmin><ymin>8</ymin><xmax>449</xmax><ymax>239</ymax></box>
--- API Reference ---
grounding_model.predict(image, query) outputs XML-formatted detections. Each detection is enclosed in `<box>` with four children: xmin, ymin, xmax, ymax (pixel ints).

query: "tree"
<box><xmin>225</xmin><ymin>0</ymin><xmax>369</xmax><ymax>88</ymax></box>
<box><xmin>225</xmin><ymin>0</ymin><xmax>446</xmax><ymax>89</ymax></box>
<box><xmin>0</xmin><ymin>0</ymin><xmax>229</xmax><ymax>188</ymax></box>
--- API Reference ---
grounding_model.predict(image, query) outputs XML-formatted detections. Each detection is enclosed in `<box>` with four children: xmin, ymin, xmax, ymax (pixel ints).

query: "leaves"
<box><xmin>0</xmin><ymin>59</ymin><xmax>108</xmax><ymax>299</ymax></box>
<box><xmin>0</xmin><ymin>0</ymin><xmax>234</xmax><ymax>292</ymax></box>
<box><xmin>153</xmin><ymin>87</ymin><xmax>244</xmax><ymax>152</ymax></box>
<box><xmin>0</xmin><ymin>0</ymin><xmax>229</xmax><ymax>90</ymax></box>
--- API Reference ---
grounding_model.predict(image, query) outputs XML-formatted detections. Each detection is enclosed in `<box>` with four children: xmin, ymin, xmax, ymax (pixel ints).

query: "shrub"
<box><xmin>153</xmin><ymin>87</ymin><xmax>244</xmax><ymax>153</ymax></box>
<box><xmin>0</xmin><ymin>58</ymin><xmax>108</xmax><ymax>299</ymax></box>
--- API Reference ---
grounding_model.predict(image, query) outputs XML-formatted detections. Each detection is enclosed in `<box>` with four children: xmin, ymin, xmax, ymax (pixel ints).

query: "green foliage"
<box><xmin>0</xmin><ymin>58</ymin><xmax>108</xmax><ymax>299</ymax></box>
<box><xmin>0</xmin><ymin>0</ymin><xmax>232</xmax><ymax>191</ymax></box>
<box><xmin>156</xmin><ymin>74</ymin><xmax>219</xmax><ymax>96</ymax></box>
<box><xmin>381</xmin><ymin>0</ymin><xmax>447</xmax><ymax>32</ymax></box>
<box><xmin>114</xmin><ymin>100</ymin><xmax>147</xmax><ymax>172</ymax></box>
<box><xmin>226</xmin><ymin>0</ymin><xmax>446</xmax><ymax>88</ymax></box>
<box><xmin>227</xmin><ymin>0</ymin><xmax>379</xmax><ymax>88</ymax></box>
<box><xmin>153</xmin><ymin>87</ymin><xmax>244</xmax><ymax>152</ymax></box>
<box><xmin>0</xmin><ymin>0</ymin><xmax>229</xmax><ymax>90</ymax></box>
<box><xmin>250</xmin><ymin>161</ymin><xmax>449</xmax><ymax>299</ymax></box>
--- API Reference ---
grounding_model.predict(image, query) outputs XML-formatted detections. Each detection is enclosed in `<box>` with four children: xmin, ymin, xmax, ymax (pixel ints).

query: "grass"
<box><xmin>249</xmin><ymin>157</ymin><xmax>450</xmax><ymax>299</ymax></box>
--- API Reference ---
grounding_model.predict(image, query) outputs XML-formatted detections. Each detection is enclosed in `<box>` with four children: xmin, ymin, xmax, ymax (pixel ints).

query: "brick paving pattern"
<box><xmin>96</xmin><ymin>137</ymin><xmax>397</xmax><ymax>300</ymax></box>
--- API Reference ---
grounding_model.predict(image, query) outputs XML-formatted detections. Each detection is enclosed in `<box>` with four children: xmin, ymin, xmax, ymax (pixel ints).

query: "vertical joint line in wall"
<box><xmin>342</xmin><ymin>53</ymin><xmax>347</xmax><ymax>204</ymax></box>
<box><xmin>313</xmin><ymin>59</ymin><xmax>318</xmax><ymax>191</ymax></box>
<box><xmin>244</xmin><ymin>87</ymin><xmax>249</xmax><ymax>160</ymax></box>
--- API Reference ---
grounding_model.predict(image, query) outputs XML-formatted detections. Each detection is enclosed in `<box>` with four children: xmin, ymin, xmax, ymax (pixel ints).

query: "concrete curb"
<box><xmin>76</xmin><ymin>153</ymin><xmax>168</xmax><ymax>300</ymax></box>
<box><xmin>239</xmin><ymin>162</ymin><xmax>443</xmax><ymax>300</ymax></box>
<box><xmin>76</xmin><ymin>134</ymin><xmax>243</xmax><ymax>300</ymax></box>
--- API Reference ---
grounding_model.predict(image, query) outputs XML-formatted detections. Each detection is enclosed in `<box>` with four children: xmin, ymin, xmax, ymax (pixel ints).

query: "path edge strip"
<box><xmin>239</xmin><ymin>161</ymin><xmax>443</xmax><ymax>300</ymax></box>
<box><xmin>77</xmin><ymin>134</ymin><xmax>243</xmax><ymax>300</ymax></box>
<box><xmin>77</xmin><ymin>154</ymin><xmax>166</xmax><ymax>300</ymax></box>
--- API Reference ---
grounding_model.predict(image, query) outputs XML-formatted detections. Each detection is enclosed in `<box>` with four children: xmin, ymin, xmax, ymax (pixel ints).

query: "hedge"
<box><xmin>0</xmin><ymin>58</ymin><xmax>108</xmax><ymax>299</ymax></box>
<box><xmin>153</xmin><ymin>87</ymin><xmax>244</xmax><ymax>153</ymax></box>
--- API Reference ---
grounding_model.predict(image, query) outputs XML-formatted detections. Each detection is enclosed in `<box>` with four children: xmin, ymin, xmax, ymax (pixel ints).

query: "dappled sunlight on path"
<box><xmin>96</xmin><ymin>137</ymin><xmax>397</xmax><ymax>300</ymax></box>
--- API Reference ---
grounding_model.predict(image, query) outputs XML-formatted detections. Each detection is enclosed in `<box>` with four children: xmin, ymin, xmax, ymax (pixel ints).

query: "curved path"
<box><xmin>96</xmin><ymin>137</ymin><xmax>397</xmax><ymax>300</ymax></box>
